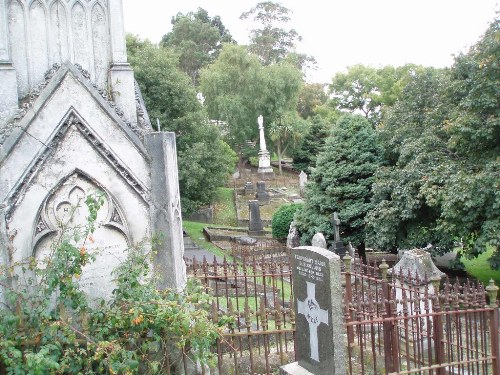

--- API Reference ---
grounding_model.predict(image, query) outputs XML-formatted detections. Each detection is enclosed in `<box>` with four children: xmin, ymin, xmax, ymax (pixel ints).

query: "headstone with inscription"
<box><xmin>281</xmin><ymin>246</ymin><xmax>345</xmax><ymax>375</ymax></box>
<box><xmin>248</xmin><ymin>200</ymin><xmax>265</xmax><ymax>236</ymax></box>
<box><xmin>255</xmin><ymin>181</ymin><xmax>270</xmax><ymax>205</ymax></box>
<box><xmin>311</xmin><ymin>232</ymin><xmax>327</xmax><ymax>249</ymax></box>
<box><xmin>329</xmin><ymin>212</ymin><xmax>346</xmax><ymax>257</ymax></box>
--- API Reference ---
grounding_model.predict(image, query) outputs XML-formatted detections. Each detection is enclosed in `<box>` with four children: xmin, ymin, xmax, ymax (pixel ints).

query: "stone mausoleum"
<box><xmin>0</xmin><ymin>0</ymin><xmax>186</xmax><ymax>303</ymax></box>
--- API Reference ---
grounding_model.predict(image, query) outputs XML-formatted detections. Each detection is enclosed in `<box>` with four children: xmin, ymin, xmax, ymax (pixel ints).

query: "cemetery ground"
<box><xmin>185</xmin><ymin>165</ymin><xmax>500</xmax><ymax>288</ymax></box>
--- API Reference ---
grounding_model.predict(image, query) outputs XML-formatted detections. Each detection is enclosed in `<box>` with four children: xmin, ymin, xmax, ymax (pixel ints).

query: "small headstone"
<box><xmin>255</xmin><ymin>181</ymin><xmax>270</xmax><ymax>205</ymax></box>
<box><xmin>391</xmin><ymin>248</ymin><xmax>445</xmax><ymax>283</ymax></box>
<box><xmin>248</xmin><ymin>200</ymin><xmax>265</xmax><ymax>236</ymax></box>
<box><xmin>286</xmin><ymin>221</ymin><xmax>301</xmax><ymax>249</ymax></box>
<box><xmin>311</xmin><ymin>233</ymin><xmax>327</xmax><ymax>249</ymax></box>
<box><xmin>390</xmin><ymin>248</ymin><xmax>445</xmax><ymax>338</ymax></box>
<box><xmin>244</xmin><ymin>181</ymin><xmax>254</xmax><ymax>195</ymax></box>
<box><xmin>282</xmin><ymin>246</ymin><xmax>345</xmax><ymax>375</ymax></box>
<box><xmin>299</xmin><ymin>171</ymin><xmax>308</xmax><ymax>196</ymax></box>
<box><xmin>329</xmin><ymin>212</ymin><xmax>346</xmax><ymax>257</ymax></box>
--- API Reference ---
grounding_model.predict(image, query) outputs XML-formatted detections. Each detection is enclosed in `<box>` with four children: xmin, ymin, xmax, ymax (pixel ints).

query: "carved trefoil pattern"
<box><xmin>32</xmin><ymin>172</ymin><xmax>130</xmax><ymax>301</ymax></box>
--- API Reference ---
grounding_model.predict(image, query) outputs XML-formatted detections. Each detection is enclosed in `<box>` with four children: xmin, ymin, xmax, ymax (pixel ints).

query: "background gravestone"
<box><xmin>248</xmin><ymin>200</ymin><xmax>265</xmax><ymax>236</ymax></box>
<box><xmin>299</xmin><ymin>171</ymin><xmax>308</xmax><ymax>196</ymax></box>
<box><xmin>281</xmin><ymin>246</ymin><xmax>345</xmax><ymax>375</ymax></box>
<box><xmin>255</xmin><ymin>181</ymin><xmax>270</xmax><ymax>205</ymax></box>
<box><xmin>311</xmin><ymin>232</ymin><xmax>327</xmax><ymax>249</ymax></box>
<box><xmin>244</xmin><ymin>181</ymin><xmax>254</xmax><ymax>195</ymax></box>
<box><xmin>329</xmin><ymin>212</ymin><xmax>346</xmax><ymax>257</ymax></box>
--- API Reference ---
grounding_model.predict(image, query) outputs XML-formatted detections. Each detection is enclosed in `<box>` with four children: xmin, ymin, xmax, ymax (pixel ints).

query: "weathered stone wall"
<box><xmin>6</xmin><ymin>0</ymin><xmax>113</xmax><ymax>97</ymax></box>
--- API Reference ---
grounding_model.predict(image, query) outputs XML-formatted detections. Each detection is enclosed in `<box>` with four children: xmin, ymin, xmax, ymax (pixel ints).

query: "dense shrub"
<box><xmin>271</xmin><ymin>203</ymin><xmax>303</xmax><ymax>239</ymax></box>
<box><xmin>0</xmin><ymin>195</ymin><xmax>222</xmax><ymax>374</ymax></box>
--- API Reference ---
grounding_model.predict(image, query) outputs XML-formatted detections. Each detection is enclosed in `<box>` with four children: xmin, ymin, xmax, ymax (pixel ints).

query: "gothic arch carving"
<box><xmin>32</xmin><ymin>170</ymin><xmax>130</xmax><ymax>253</ymax></box>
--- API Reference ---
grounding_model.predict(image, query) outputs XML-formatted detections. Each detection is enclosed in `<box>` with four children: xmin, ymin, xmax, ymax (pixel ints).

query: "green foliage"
<box><xmin>367</xmin><ymin>17</ymin><xmax>499</xmax><ymax>267</ymax></box>
<box><xmin>296</xmin><ymin>114</ymin><xmax>383</xmax><ymax>250</ymax></box>
<box><xmin>161</xmin><ymin>8</ymin><xmax>234</xmax><ymax>85</ymax></box>
<box><xmin>127</xmin><ymin>35</ymin><xmax>237</xmax><ymax>215</ymax></box>
<box><xmin>240</xmin><ymin>1</ymin><xmax>301</xmax><ymax>66</ymax></box>
<box><xmin>297</xmin><ymin>83</ymin><xmax>328</xmax><ymax>119</ymax></box>
<box><xmin>329</xmin><ymin>64</ymin><xmax>424</xmax><ymax>126</ymax></box>
<box><xmin>291</xmin><ymin>116</ymin><xmax>335</xmax><ymax>172</ymax></box>
<box><xmin>200</xmin><ymin>44</ymin><xmax>265</xmax><ymax>148</ymax></box>
<box><xmin>271</xmin><ymin>203</ymin><xmax>303</xmax><ymax>239</ymax></box>
<box><xmin>0</xmin><ymin>197</ymin><xmax>222</xmax><ymax>374</ymax></box>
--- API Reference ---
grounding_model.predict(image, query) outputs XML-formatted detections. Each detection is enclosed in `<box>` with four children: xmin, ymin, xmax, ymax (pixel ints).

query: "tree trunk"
<box><xmin>277</xmin><ymin>141</ymin><xmax>283</xmax><ymax>175</ymax></box>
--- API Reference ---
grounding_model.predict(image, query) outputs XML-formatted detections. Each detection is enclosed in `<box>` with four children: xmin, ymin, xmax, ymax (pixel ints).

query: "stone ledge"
<box><xmin>280</xmin><ymin>362</ymin><xmax>314</xmax><ymax>375</ymax></box>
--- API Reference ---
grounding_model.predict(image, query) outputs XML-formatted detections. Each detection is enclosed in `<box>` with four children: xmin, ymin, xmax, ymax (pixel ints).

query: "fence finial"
<box><xmin>379</xmin><ymin>259</ymin><xmax>389</xmax><ymax>280</ymax></box>
<box><xmin>485</xmin><ymin>279</ymin><xmax>499</xmax><ymax>307</ymax></box>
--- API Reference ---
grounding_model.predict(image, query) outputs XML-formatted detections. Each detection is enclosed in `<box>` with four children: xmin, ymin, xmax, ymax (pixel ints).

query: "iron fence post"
<box><xmin>344</xmin><ymin>255</ymin><xmax>355</xmax><ymax>346</ymax></box>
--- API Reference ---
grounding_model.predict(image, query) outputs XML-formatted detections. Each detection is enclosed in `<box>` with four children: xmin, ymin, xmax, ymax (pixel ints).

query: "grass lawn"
<box><xmin>213</xmin><ymin>187</ymin><xmax>237</xmax><ymax>226</ymax></box>
<box><xmin>461</xmin><ymin>247</ymin><xmax>500</xmax><ymax>287</ymax></box>
<box><xmin>183</xmin><ymin>220</ymin><xmax>229</xmax><ymax>258</ymax></box>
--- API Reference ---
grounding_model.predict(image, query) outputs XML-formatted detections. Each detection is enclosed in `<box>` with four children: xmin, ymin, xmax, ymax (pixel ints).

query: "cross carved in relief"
<box><xmin>297</xmin><ymin>281</ymin><xmax>329</xmax><ymax>362</ymax></box>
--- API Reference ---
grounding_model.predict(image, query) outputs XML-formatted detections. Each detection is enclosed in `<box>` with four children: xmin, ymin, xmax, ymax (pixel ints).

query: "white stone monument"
<box><xmin>0</xmin><ymin>0</ymin><xmax>186</xmax><ymax>303</ymax></box>
<box><xmin>299</xmin><ymin>171</ymin><xmax>308</xmax><ymax>196</ymax></box>
<box><xmin>257</xmin><ymin>115</ymin><xmax>274</xmax><ymax>180</ymax></box>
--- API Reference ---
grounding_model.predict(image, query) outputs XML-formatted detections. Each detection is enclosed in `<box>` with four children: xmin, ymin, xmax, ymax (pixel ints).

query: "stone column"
<box><xmin>281</xmin><ymin>246</ymin><xmax>346</xmax><ymax>375</ymax></box>
<box><xmin>108</xmin><ymin>0</ymin><xmax>137</xmax><ymax>126</ymax></box>
<box><xmin>145</xmin><ymin>132</ymin><xmax>186</xmax><ymax>290</ymax></box>
<box><xmin>0</xmin><ymin>1</ymin><xmax>18</xmax><ymax>126</ymax></box>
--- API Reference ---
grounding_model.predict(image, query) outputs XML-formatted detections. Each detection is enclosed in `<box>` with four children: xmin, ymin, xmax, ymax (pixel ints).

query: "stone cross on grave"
<box><xmin>297</xmin><ymin>281</ymin><xmax>329</xmax><ymax>362</ymax></box>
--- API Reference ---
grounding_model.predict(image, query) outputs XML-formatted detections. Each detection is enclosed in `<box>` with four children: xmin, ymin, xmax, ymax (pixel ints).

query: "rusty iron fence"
<box><xmin>186</xmin><ymin>244</ymin><xmax>295</xmax><ymax>375</ymax></box>
<box><xmin>343</xmin><ymin>256</ymin><xmax>500</xmax><ymax>375</ymax></box>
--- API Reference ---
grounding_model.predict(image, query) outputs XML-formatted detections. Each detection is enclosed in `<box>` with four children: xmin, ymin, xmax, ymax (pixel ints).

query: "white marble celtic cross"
<box><xmin>297</xmin><ymin>281</ymin><xmax>329</xmax><ymax>362</ymax></box>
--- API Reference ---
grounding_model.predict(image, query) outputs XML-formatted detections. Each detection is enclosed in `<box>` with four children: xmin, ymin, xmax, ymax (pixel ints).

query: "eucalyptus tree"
<box><xmin>127</xmin><ymin>35</ymin><xmax>236</xmax><ymax>214</ymax></box>
<box><xmin>161</xmin><ymin>8</ymin><xmax>234</xmax><ymax>85</ymax></box>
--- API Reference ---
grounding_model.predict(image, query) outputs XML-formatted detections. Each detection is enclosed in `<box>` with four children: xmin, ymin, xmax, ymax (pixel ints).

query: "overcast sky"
<box><xmin>122</xmin><ymin>0</ymin><xmax>498</xmax><ymax>83</ymax></box>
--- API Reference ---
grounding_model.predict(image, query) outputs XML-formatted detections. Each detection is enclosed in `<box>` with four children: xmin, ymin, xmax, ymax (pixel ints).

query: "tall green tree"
<box><xmin>161</xmin><ymin>8</ymin><xmax>234</xmax><ymax>85</ymax></box>
<box><xmin>290</xmin><ymin>116</ymin><xmax>334</xmax><ymax>172</ymax></box>
<box><xmin>367</xmin><ymin>17</ymin><xmax>499</xmax><ymax>268</ymax></box>
<box><xmin>127</xmin><ymin>35</ymin><xmax>236</xmax><ymax>214</ymax></box>
<box><xmin>199</xmin><ymin>44</ymin><xmax>266</xmax><ymax>170</ymax></box>
<box><xmin>296</xmin><ymin>115</ymin><xmax>383</xmax><ymax>254</ymax></box>
<box><xmin>366</xmin><ymin>68</ymin><xmax>452</xmax><ymax>252</ymax></box>
<box><xmin>240</xmin><ymin>1</ymin><xmax>302</xmax><ymax>65</ymax></box>
<box><xmin>262</xmin><ymin>62</ymin><xmax>303</xmax><ymax>174</ymax></box>
<box><xmin>297</xmin><ymin>83</ymin><xmax>328</xmax><ymax>119</ymax></box>
<box><xmin>329</xmin><ymin>64</ymin><xmax>423</xmax><ymax>126</ymax></box>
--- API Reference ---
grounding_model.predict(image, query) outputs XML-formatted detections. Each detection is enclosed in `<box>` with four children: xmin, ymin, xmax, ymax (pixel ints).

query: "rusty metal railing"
<box><xmin>343</xmin><ymin>256</ymin><xmax>500</xmax><ymax>375</ymax></box>
<box><xmin>186</xmin><ymin>244</ymin><xmax>295</xmax><ymax>375</ymax></box>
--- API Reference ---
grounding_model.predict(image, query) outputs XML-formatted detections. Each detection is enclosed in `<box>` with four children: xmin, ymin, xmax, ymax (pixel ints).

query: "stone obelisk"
<box><xmin>257</xmin><ymin>115</ymin><xmax>274</xmax><ymax>180</ymax></box>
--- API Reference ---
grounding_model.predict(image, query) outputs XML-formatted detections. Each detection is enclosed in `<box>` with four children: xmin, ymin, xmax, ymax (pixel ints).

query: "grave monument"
<box><xmin>248</xmin><ymin>200</ymin><xmax>265</xmax><ymax>236</ymax></box>
<box><xmin>0</xmin><ymin>0</ymin><xmax>186</xmax><ymax>303</ymax></box>
<box><xmin>330</xmin><ymin>212</ymin><xmax>346</xmax><ymax>257</ymax></box>
<box><xmin>256</xmin><ymin>115</ymin><xmax>274</xmax><ymax>180</ymax></box>
<box><xmin>255</xmin><ymin>181</ymin><xmax>270</xmax><ymax>205</ymax></box>
<box><xmin>299</xmin><ymin>171</ymin><xmax>308</xmax><ymax>196</ymax></box>
<box><xmin>281</xmin><ymin>246</ymin><xmax>345</xmax><ymax>374</ymax></box>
